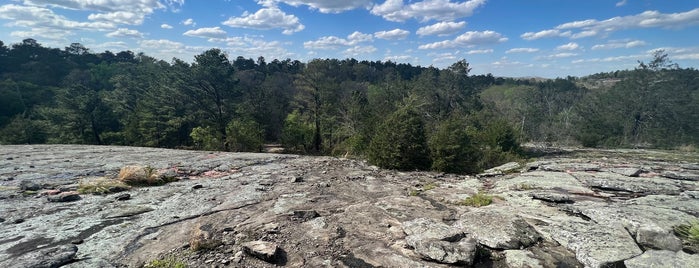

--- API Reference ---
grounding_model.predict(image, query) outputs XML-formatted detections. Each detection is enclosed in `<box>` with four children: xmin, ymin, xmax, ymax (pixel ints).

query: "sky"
<box><xmin>0</xmin><ymin>0</ymin><xmax>698</xmax><ymax>78</ymax></box>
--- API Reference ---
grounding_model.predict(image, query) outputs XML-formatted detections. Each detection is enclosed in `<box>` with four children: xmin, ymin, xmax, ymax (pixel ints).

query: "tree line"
<box><xmin>1</xmin><ymin>39</ymin><xmax>697</xmax><ymax>173</ymax></box>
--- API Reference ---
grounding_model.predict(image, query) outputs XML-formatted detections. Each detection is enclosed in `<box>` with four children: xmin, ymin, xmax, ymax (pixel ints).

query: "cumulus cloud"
<box><xmin>222</xmin><ymin>7</ymin><xmax>305</xmax><ymax>35</ymax></box>
<box><xmin>106</xmin><ymin>28</ymin><xmax>143</xmax><ymax>38</ymax></box>
<box><xmin>506</xmin><ymin>47</ymin><xmax>539</xmax><ymax>53</ymax></box>
<box><xmin>418</xmin><ymin>30</ymin><xmax>507</xmax><ymax>50</ymax></box>
<box><xmin>416</xmin><ymin>21</ymin><xmax>466</xmax><ymax>36</ymax></box>
<box><xmin>556</xmin><ymin>42</ymin><xmax>581</xmax><ymax>51</ymax></box>
<box><xmin>616</xmin><ymin>0</ymin><xmax>628</xmax><ymax>7</ymax></box>
<box><xmin>592</xmin><ymin>39</ymin><xmax>646</xmax><ymax>50</ymax></box>
<box><xmin>344</xmin><ymin>45</ymin><xmax>378</xmax><ymax>57</ymax></box>
<box><xmin>521</xmin><ymin>8</ymin><xmax>699</xmax><ymax>40</ymax></box>
<box><xmin>22</xmin><ymin>0</ymin><xmax>183</xmax><ymax>26</ymax></box>
<box><xmin>183</xmin><ymin>27</ymin><xmax>227</xmax><ymax>39</ymax></box>
<box><xmin>304</xmin><ymin>31</ymin><xmax>373</xmax><ymax>50</ymax></box>
<box><xmin>258</xmin><ymin>0</ymin><xmax>373</xmax><ymax>13</ymax></box>
<box><xmin>161</xmin><ymin>23</ymin><xmax>173</xmax><ymax>29</ymax></box>
<box><xmin>374</xmin><ymin>28</ymin><xmax>410</xmax><ymax>40</ymax></box>
<box><xmin>371</xmin><ymin>0</ymin><xmax>486</xmax><ymax>22</ymax></box>
<box><xmin>467</xmin><ymin>49</ymin><xmax>493</xmax><ymax>54</ymax></box>
<box><xmin>0</xmin><ymin>4</ymin><xmax>116</xmax><ymax>33</ymax></box>
<box><xmin>538</xmin><ymin>53</ymin><xmax>578</xmax><ymax>60</ymax></box>
<box><xmin>213</xmin><ymin>36</ymin><xmax>296</xmax><ymax>60</ymax></box>
<box><xmin>182</xmin><ymin>18</ymin><xmax>195</xmax><ymax>26</ymax></box>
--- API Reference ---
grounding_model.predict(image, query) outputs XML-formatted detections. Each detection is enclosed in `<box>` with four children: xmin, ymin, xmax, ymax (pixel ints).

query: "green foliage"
<box><xmin>674</xmin><ymin>220</ymin><xmax>699</xmax><ymax>252</ymax></box>
<box><xmin>190</xmin><ymin>126</ymin><xmax>222</xmax><ymax>151</ymax></box>
<box><xmin>144</xmin><ymin>257</ymin><xmax>187</xmax><ymax>268</ymax></box>
<box><xmin>428</xmin><ymin>117</ymin><xmax>479</xmax><ymax>174</ymax></box>
<box><xmin>368</xmin><ymin>105</ymin><xmax>431</xmax><ymax>171</ymax></box>
<box><xmin>281</xmin><ymin>110</ymin><xmax>314</xmax><ymax>153</ymax></box>
<box><xmin>226</xmin><ymin>118</ymin><xmax>264</xmax><ymax>152</ymax></box>
<box><xmin>459</xmin><ymin>192</ymin><xmax>493</xmax><ymax>207</ymax></box>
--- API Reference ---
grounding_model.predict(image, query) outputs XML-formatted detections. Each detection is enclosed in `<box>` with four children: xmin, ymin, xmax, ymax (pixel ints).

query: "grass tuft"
<box><xmin>118</xmin><ymin>165</ymin><xmax>177</xmax><ymax>186</ymax></box>
<box><xmin>144</xmin><ymin>257</ymin><xmax>187</xmax><ymax>268</ymax></box>
<box><xmin>78</xmin><ymin>177</ymin><xmax>131</xmax><ymax>195</ymax></box>
<box><xmin>459</xmin><ymin>192</ymin><xmax>493</xmax><ymax>207</ymax></box>
<box><xmin>674</xmin><ymin>220</ymin><xmax>699</xmax><ymax>252</ymax></box>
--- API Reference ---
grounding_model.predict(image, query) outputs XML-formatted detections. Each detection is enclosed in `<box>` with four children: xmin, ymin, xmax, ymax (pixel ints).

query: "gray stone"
<box><xmin>624</xmin><ymin>250</ymin><xmax>699</xmax><ymax>268</ymax></box>
<box><xmin>479</xmin><ymin>162</ymin><xmax>521</xmax><ymax>177</ymax></box>
<box><xmin>541</xmin><ymin>163</ymin><xmax>600</xmax><ymax>172</ymax></box>
<box><xmin>494</xmin><ymin>171</ymin><xmax>594</xmax><ymax>194</ymax></box>
<box><xmin>402</xmin><ymin>218</ymin><xmax>464</xmax><ymax>242</ymax></box>
<box><xmin>408</xmin><ymin>237</ymin><xmax>476</xmax><ymax>265</ymax></box>
<box><xmin>455</xmin><ymin>209</ymin><xmax>540</xmax><ymax>250</ymax></box>
<box><xmin>242</xmin><ymin>241</ymin><xmax>279</xmax><ymax>262</ymax></box>
<box><xmin>531</xmin><ymin>191</ymin><xmax>573</xmax><ymax>203</ymax></box>
<box><xmin>572</xmin><ymin>171</ymin><xmax>682</xmax><ymax>194</ymax></box>
<box><xmin>20</xmin><ymin>180</ymin><xmax>42</xmax><ymax>191</ymax></box>
<box><xmin>609</xmin><ymin>167</ymin><xmax>643</xmax><ymax>177</ymax></box>
<box><xmin>1</xmin><ymin>245</ymin><xmax>78</xmax><ymax>268</ymax></box>
<box><xmin>635</xmin><ymin>224</ymin><xmax>683</xmax><ymax>251</ymax></box>
<box><xmin>46</xmin><ymin>191</ymin><xmax>81</xmax><ymax>202</ymax></box>
<box><xmin>292</xmin><ymin>210</ymin><xmax>320</xmax><ymax>221</ymax></box>
<box><xmin>661</xmin><ymin>171</ymin><xmax>699</xmax><ymax>181</ymax></box>
<box><xmin>504</xmin><ymin>250</ymin><xmax>543</xmax><ymax>268</ymax></box>
<box><xmin>546</xmin><ymin>221</ymin><xmax>642</xmax><ymax>268</ymax></box>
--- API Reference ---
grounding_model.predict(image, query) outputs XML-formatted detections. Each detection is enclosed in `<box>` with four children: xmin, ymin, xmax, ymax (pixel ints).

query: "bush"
<box><xmin>674</xmin><ymin>220</ymin><xmax>699</xmax><ymax>252</ymax></box>
<box><xmin>281</xmin><ymin>110</ymin><xmax>314</xmax><ymax>153</ymax></box>
<box><xmin>429</xmin><ymin>117</ymin><xmax>479</xmax><ymax>174</ymax></box>
<box><xmin>368</xmin><ymin>106</ymin><xmax>431</xmax><ymax>171</ymax></box>
<box><xmin>118</xmin><ymin>165</ymin><xmax>176</xmax><ymax>186</ymax></box>
<box><xmin>190</xmin><ymin>126</ymin><xmax>222</xmax><ymax>151</ymax></box>
<box><xmin>226</xmin><ymin>118</ymin><xmax>264</xmax><ymax>152</ymax></box>
<box><xmin>144</xmin><ymin>257</ymin><xmax>186</xmax><ymax>268</ymax></box>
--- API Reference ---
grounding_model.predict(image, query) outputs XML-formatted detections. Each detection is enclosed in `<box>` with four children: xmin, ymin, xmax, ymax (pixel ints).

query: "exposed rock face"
<box><xmin>0</xmin><ymin>145</ymin><xmax>698</xmax><ymax>267</ymax></box>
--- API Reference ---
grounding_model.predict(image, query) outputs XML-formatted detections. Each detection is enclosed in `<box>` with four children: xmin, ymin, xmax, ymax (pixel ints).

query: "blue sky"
<box><xmin>1</xmin><ymin>0</ymin><xmax>698</xmax><ymax>78</ymax></box>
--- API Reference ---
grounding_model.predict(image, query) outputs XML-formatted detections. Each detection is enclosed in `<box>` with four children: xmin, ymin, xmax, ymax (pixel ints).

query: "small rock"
<box><xmin>505</xmin><ymin>250</ymin><xmax>544</xmax><ymax>268</ymax></box>
<box><xmin>114</xmin><ymin>193</ymin><xmax>131</xmax><ymax>201</ymax></box>
<box><xmin>409</xmin><ymin>237</ymin><xmax>477</xmax><ymax>265</ymax></box>
<box><xmin>0</xmin><ymin>218</ymin><xmax>4</xmax><ymax>223</ymax></box>
<box><xmin>624</xmin><ymin>250</ymin><xmax>699</xmax><ymax>268</ymax></box>
<box><xmin>242</xmin><ymin>241</ymin><xmax>279</xmax><ymax>262</ymax></box>
<box><xmin>6</xmin><ymin>245</ymin><xmax>77</xmax><ymax>268</ymax></box>
<box><xmin>20</xmin><ymin>180</ymin><xmax>42</xmax><ymax>191</ymax></box>
<box><xmin>293</xmin><ymin>210</ymin><xmax>320</xmax><ymax>221</ymax></box>
<box><xmin>108</xmin><ymin>185</ymin><xmax>129</xmax><ymax>193</ymax></box>
<box><xmin>232</xmin><ymin>251</ymin><xmax>244</xmax><ymax>263</ymax></box>
<box><xmin>635</xmin><ymin>224</ymin><xmax>683</xmax><ymax>252</ymax></box>
<box><xmin>402</xmin><ymin>218</ymin><xmax>465</xmax><ymax>242</ymax></box>
<box><xmin>204</xmin><ymin>259</ymin><xmax>214</xmax><ymax>264</ymax></box>
<box><xmin>531</xmin><ymin>191</ymin><xmax>573</xmax><ymax>204</ymax></box>
<box><xmin>47</xmin><ymin>191</ymin><xmax>81</xmax><ymax>202</ymax></box>
<box><xmin>13</xmin><ymin>218</ymin><xmax>25</xmax><ymax>224</ymax></box>
<box><xmin>293</xmin><ymin>176</ymin><xmax>304</xmax><ymax>183</ymax></box>
<box><xmin>661</xmin><ymin>171</ymin><xmax>699</xmax><ymax>181</ymax></box>
<box><xmin>192</xmin><ymin>184</ymin><xmax>203</xmax><ymax>189</ymax></box>
<box><xmin>609</xmin><ymin>167</ymin><xmax>643</xmax><ymax>177</ymax></box>
<box><xmin>71</xmin><ymin>239</ymin><xmax>84</xmax><ymax>245</ymax></box>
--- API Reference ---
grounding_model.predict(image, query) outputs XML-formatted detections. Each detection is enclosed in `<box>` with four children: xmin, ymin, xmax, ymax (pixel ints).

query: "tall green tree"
<box><xmin>368</xmin><ymin>100</ymin><xmax>431</xmax><ymax>171</ymax></box>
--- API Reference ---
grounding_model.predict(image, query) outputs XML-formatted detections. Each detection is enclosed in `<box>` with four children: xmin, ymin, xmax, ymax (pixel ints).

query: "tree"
<box><xmin>368</xmin><ymin>103</ymin><xmax>431</xmax><ymax>171</ymax></box>
<box><xmin>429</xmin><ymin>116</ymin><xmax>479</xmax><ymax>174</ymax></box>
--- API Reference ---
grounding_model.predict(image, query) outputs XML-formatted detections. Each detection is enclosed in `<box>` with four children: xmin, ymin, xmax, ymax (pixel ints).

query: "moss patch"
<box><xmin>459</xmin><ymin>192</ymin><xmax>493</xmax><ymax>207</ymax></box>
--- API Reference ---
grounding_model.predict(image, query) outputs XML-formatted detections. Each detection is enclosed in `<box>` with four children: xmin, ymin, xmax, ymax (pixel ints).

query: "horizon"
<box><xmin>1</xmin><ymin>0</ymin><xmax>698</xmax><ymax>78</ymax></box>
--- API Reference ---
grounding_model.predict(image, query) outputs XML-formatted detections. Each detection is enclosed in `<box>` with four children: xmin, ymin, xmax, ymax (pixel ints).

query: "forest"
<box><xmin>1</xmin><ymin>39</ymin><xmax>698</xmax><ymax>173</ymax></box>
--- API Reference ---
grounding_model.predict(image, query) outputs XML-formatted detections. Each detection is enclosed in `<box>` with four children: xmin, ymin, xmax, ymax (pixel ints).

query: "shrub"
<box><xmin>281</xmin><ymin>110</ymin><xmax>314</xmax><ymax>153</ymax></box>
<box><xmin>368</xmin><ymin>106</ymin><xmax>431</xmax><ymax>171</ymax></box>
<box><xmin>144</xmin><ymin>257</ymin><xmax>186</xmax><ymax>268</ymax></box>
<box><xmin>226</xmin><ymin>118</ymin><xmax>264</xmax><ymax>152</ymax></box>
<box><xmin>190</xmin><ymin>126</ymin><xmax>222</xmax><ymax>151</ymax></box>
<box><xmin>429</xmin><ymin>117</ymin><xmax>479</xmax><ymax>174</ymax></box>
<box><xmin>459</xmin><ymin>192</ymin><xmax>493</xmax><ymax>207</ymax></box>
<box><xmin>118</xmin><ymin>165</ymin><xmax>176</xmax><ymax>186</ymax></box>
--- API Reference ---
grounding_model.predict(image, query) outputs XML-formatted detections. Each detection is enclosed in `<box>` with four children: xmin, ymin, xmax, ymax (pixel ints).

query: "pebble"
<box><xmin>192</xmin><ymin>184</ymin><xmax>204</xmax><ymax>189</ymax></box>
<box><xmin>115</xmin><ymin>193</ymin><xmax>131</xmax><ymax>201</ymax></box>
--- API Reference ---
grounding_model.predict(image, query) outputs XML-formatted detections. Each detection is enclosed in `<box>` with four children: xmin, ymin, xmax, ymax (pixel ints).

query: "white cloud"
<box><xmin>0</xmin><ymin>4</ymin><xmax>116</xmax><ymax>35</ymax></box>
<box><xmin>182</xmin><ymin>18</ymin><xmax>195</xmax><ymax>26</ymax></box>
<box><xmin>259</xmin><ymin>0</ymin><xmax>373</xmax><ymax>13</ymax></box>
<box><xmin>344</xmin><ymin>45</ymin><xmax>377</xmax><ymax>57</ymax></box>
<box><xmin>521</xmin><ymin>8</ymin><xmax>699</xmax><ymax>40</ymax></box>
<box><xmin>161</xmin><ymin>24</ymin><xmax>173</xmax><ymax>29</ymax></box>
<box><xmin>22</xmin><ymin>0</ymin><xmax>182</xmax><ymax>26</ymax></box>
<box><xmin>416</xmin><ymin>21</ymin><xmax>466</xmax><ymax>36</ymax></box>
<box><xmin>304</xmin><ymin>31</ymin><xmax>373</xmax><ymax>50</ymax></box>
<box><xmin>183</xmin><ymin>27</ymin><xmax>227</xmax><ymax>39</ymax></box>
<box><xmin>222</xmin><ymin>7</ymin><xmax>305</xmax><ymax>35</ymax></box>
<box><xmin>371</xmin><ymin>0</ymin><xmax>486</xmax><ymax>22</ymax></box>
<box><xmin>374</xmin><ymin>28</ymin><xmax>410</xmax><ymax>40</ymax></box>
<box><xmin>467</xmin><ymin>49</ymin><xmax>493</xmax><ymax>54</ymax></box>
<box><xmin>591</xmin><ymin>39</ymin><xmax>646</xmax><ymax>50</ymax></box>
<box><xmin>214</xmin><ymin>36</ymin><xmax>296</xmax><ymax>60</ymax></box>
<box><xmin>538</xmin><ymin>53</ymin><xmax>578</xmax><ymax>60</ymax></box>
<box><xmin>556</xmin><ymin>42</ymin><xmax>580</xmax><ymax>51</ymax></box>
<box><xmin>506</xmin><ymin>47</ymin><xmax>539</xmax><ymax>53</ymax></box>
<box><xmin>418</xmin><ymin>30</ymin><xmax>507</xmax><ymax>50</ymax></box>
<box><xmin>428</xmin><ymin>52</ymin><xmax>458</xmax><ymax>64</ymax></box>
<box><xmin>616</xmin><ymin>0</ymin><xmax>628</xmax><ymax>7</ymax></box>
<box><xmin>106</xmin><ymin>28</ymin><xmax>143</xmax><ymax>38</ymax></box>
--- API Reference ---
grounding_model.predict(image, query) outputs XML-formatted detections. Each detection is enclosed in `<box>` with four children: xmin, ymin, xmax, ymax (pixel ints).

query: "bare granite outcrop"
<box><xmin>1</xmin><ymin>145</ymin><xmax>698</xmax><ymax>267</ymax></box>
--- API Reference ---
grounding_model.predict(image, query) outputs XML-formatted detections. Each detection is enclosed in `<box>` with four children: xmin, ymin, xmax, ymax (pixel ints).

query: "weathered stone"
<box><xmin>541</xmin><ymin>163</ymin><xmax>600</xmax><ymax>172</ymax></box>
<box><xmin>635</xmin><ymin>224</ymin><xmax>683</xmax><ymax>251</ymax></box>
<box><xmin>408</xmin><ymin>237</ymin><xmax>476</xmax><ymax>265</ymax></box>
<box><xmin>1</xmin><ymin>245</ymin><xmax>78</xmax><ymax>268</ymax></box>
<box><xmin>114</xmin><ymin>193</ymin><xmax>130</xmax><ymax>201</ymax></box>
<box><xmin>455</xmin><ymin>209</ymin><xmax>541</xmax><ymax>250</ymax></box>
<box><xmin>242</xmin><ymin>241</ymin><xmax>279</xmax><ymax>262</ymax></box>
<box><xmin>402</xmin><ymin>218</ymin><xmax>465</xmax><ymax>242</ymax></box>
<box><xmin>478</xmin><ymin>162</ymin><xmax>521</xmax><ymax>177</ymax></box>
<box><xmin>494</xmin><ymin>171</ymin><xmax>595</xmax><ymax>194</ymax></box>
<box><xmin>531</xmin><ymin>191</ymin><xmax>573</xmax><ymax>203</ymax></box>
<box><xmin>46</xmin><ymin>191</ymin><xmax>81</xmax><ymax>202</ymax></box>
<box><xmin>661</xmin><ymin>171</ymin><xmax>699</xmax><ymax>181</ymax></box>
<box><xmin>545</xmin><ymin>221</ymin><xmax>642</xmax><ymax>268</ymax></box>
<box><xmin>624</xmin><ymin>250</ymin><xmax>699</xmax><ymax>268</ymax></box>
<box><xmin>572</xmin><ymin>172</ymin><xmax>681</xmax><ymax>194</ymax></box>
<box><xmin>609</xmin><ymin>167</ymin><xmax>643</xmax><ymax>177</ymax></box>
<box><xmin>19</xmin><ymin>180</ymin><xmax>42</xmax><ymax>191</ymax></box>
<box><xmin>504</xmin><ymin>250</ymin><xmax>544</xmax><ymax>268</ymax></box>
<box><xmin>292</xmin><ymin>210</ymin><xmax>320</xmax><ymax>221</ymax></box>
